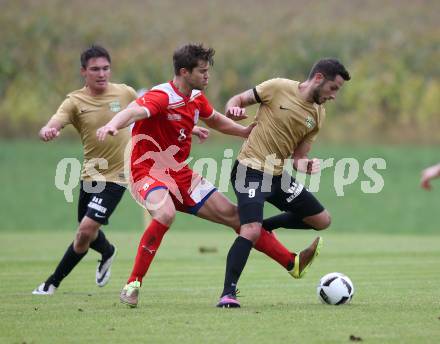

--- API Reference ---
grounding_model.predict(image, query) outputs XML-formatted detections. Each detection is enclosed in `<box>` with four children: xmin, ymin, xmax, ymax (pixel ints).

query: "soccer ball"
<box><xmin>317</xmin><ymin>272</ymin><xmax>354</xmax><ymax>305</ymax></box>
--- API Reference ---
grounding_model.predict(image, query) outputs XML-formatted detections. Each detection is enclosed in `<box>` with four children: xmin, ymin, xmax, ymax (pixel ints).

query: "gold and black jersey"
<box><xmin>51</xmin><ymin>83</ymin><xmax>137</xmax><ymax>183</ymax></box>
<box><xmin>237</xmin><ymin>78</ymin><xmax>326</xmax><ymax>175</ymax></box>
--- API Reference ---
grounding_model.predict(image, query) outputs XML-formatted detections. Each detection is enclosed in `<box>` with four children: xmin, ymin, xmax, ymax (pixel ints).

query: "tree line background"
<box><xmin>1</xmin><ymin>0</ymin><xmax>438</xmax><ymax>143</ymax></box>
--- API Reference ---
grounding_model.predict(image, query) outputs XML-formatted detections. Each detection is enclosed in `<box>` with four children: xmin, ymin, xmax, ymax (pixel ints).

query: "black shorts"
<box><xmin>231</xmin><ymin>161</ymin><xmax>324</xmax><ymax>225</ymax></box>
<box><xmin>78</xmin><ymin>181</ymin><xmax>126</xmax><ymax>225</ymax></box>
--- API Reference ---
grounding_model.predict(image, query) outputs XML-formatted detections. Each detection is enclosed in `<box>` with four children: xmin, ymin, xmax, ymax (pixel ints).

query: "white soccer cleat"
<box><xmin>120</xmin><ymin>280</ymin><xmax>141</xmax><ymax>308</ymax></box>
<box><xmin>96</xmin><ymin>246</ymin><xmax>117</xmax><ymax>287</ymax></box>
<box><xmin>32</xmin><ymin>282</ymin><xmax>57</xmax><ymax>295</ymax></box>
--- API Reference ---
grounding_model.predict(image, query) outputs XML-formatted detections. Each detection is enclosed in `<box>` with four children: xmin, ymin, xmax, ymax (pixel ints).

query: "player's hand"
<box><xmin>192</xmin><ymin>126</ymin><xmax>210</xmax><ymax>143</ymax></box>
<box><xmin>295</xmin><ymin>158</ymin><xmax>321</xmax><ymax>174</ymax></box>
<box><xmin>39</xmin><ymin>126</ymin><xmax>60</xmax><ymax>142</ymax></box>
<box><xmin>226</xmin><ymin>106</ymin><xmax>248</xmax><ymax>121</ymax></box>
<box><xmin>242</xmin><ymin>122</ymin><xmax>257</xmax><ymax>138</ymax></box>
<box><xmin>420</xmin><ymin>165</ymin><xmax>440</xmax><ymax>190</ymax></box>
<box><xmin>96</xmin><ymin>125</ymin><xmax>118</xmax><ymax>141</ymax></box>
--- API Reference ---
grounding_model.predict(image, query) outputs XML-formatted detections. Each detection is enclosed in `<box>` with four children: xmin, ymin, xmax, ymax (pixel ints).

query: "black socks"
<box><xmin>89</xmin><ymin>230</ymin><xmax>113</xmax><ymax>260</ymax></box>
<box><xmin>221</xmin><ymin>236</ymin><xmax>253</xmax><ymax>297</ymax></box>
<box><xmin>46</xmin><ymin>243</ymin><xmax>87</xmax><ymax>288</ymax></box>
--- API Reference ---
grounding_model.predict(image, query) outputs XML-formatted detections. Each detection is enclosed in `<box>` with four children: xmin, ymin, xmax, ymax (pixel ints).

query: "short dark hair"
<box><xmin>173</xmin><ymin>43</ymin><xmax>215</xmax><ymax>75</ymax></box>
<box><xmin>80</xmin><ymin>45</ymin><xmax>111</xmax><ymax>69</ymax></box>
<box><xmin>308</xmin><ymin>58</ymin><xmax>351</xmax><ymax>81</ymax></box>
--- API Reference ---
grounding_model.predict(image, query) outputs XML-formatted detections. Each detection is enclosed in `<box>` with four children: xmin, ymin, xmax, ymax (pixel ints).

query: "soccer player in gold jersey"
<box><xmin>217</xmin><ymin>58</ymin><xmax>351</xmax><ymax>307</ymax></box>
<box><xmin>32</xmin><ymin>45</ymin><xmax>138</xmax><ymax>294</ymax></box>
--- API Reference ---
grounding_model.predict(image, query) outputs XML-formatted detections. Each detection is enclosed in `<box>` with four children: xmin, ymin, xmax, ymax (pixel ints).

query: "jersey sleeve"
<box><xmin>50</xmin><ymin>97</ymin><xmax>77</xmax><ymax>127</ymax></box>
<box><xmin>254</xmin><ymin>78</ymin><xmax>283</xmax><ymax>105</ymax></box>
<box><xmin>127</xmin><ymin>86</ymin><xmax>138</xmax><ymax>101</ymax></box>
<box><xmin>198</xmin><ymin>93</ymin><xmax>214</xmax><ymax>119</ymax></box>
<box><xmin>135</xmin><ymin>90</ymin><xmax>169</xmax><ymax>117</ymax></box>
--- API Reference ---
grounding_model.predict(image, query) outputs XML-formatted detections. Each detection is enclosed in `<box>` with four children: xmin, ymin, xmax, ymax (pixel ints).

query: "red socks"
<box><xmin>128</xmin><ymin>219</ymin><xmax>294</xmax><ymax>284</ymax></box>
<box><xmin>233</xmin><ymin>227</ymin><xmax>295</xmax><ymax>270</ymax></box>
<box><xmin>127</xmin><ymin>219</ymin><xmax>169</xmax><ymax>284</ymax></box>
<box><xmin>254</xmin><ymin>229</ymin><xmax>295</xmax><ymax>270</ymax></box>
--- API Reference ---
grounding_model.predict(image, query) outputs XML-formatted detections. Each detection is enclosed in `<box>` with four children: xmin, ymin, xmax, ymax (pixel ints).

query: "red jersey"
<box><xmin>130</xmin><ymin>81</ymin><xmax>214</xmax><ymax>183</ymax></box>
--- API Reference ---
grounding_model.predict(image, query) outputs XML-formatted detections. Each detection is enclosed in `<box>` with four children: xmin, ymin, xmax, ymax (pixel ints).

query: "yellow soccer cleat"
<box><xmin>289</xmin><ymin>236</ymin><xmax>323</xmax><ymax>279</ymax></box>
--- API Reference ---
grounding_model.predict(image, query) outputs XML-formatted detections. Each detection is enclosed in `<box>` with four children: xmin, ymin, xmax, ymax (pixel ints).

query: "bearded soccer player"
<box><xmin>217</xmin><ymin>58</ymin><xmax>351</xmax><ymax>307</ymax></box>
<box><xmin>97</xmin><ymin>43</ymin><xmax>310</xmax><ymax>308</ymax></box>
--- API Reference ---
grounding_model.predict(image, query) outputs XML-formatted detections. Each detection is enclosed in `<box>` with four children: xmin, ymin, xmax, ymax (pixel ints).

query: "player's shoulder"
<box><xmin>63</xmin><ymin>87</ymin><xmax>86</xmax><ymax>109</ymax></box>
<box><xmin>108</xmin><ymin>83</ymin><xmax>137</xmax><ymax>96</ymax></box>
<box><xmin>150</xmin><ymin>82</ymin><xmax>182</xmax><ymax>106</ymax></box>
<box><xmin>66</xmin><ymin>86</ymin><xmax>85</xmax><ymax>99</ymax></box>
<box><xmin>267</xmin><ymin>77</ymin><xmax>297</xmax><ymax>87</ymax></box>
<box><xmin>257</xmin><ymin>77</ymin><xmax>294</xmax><ymax>91</ymax></box>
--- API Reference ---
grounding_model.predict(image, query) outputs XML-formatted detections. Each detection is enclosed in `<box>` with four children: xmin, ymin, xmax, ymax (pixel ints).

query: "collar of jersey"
<box><xmin>169</xmin><ymin>81</ymin><xmax>190</xmax><ymax>101</ymax></box>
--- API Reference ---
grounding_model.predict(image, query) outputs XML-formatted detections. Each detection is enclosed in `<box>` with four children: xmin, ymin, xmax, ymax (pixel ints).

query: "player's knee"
<box><xmin>75</xmin><ymin>231</ymin><xmax>94</xmax><ymax>250</ymax></box>
<box><xmin>155</xmin><ymin>208</ymin><xmax>176</xmax><ymax>226</ymax></box>
<box><xmin>314</xmin><ymin>212</ymin><xmax>331</xmax><ymax>231</ymax></box>
<box><xmin>240</xmin><ymin>222</ymin><xmax>262</xmax><ymax>243</ymax></box>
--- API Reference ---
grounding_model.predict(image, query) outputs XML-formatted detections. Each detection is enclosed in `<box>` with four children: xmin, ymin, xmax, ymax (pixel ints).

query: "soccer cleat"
<box><xmin>96</xmin><ymin>245</ymin><xmax>117</xmax><ymax>287</ymax></box>
<box><xmin>120</xmin><ymin>280</ymin><xmax>141</xmax><ymax>308</ymax></box>
<box><xmin>216</xmin><ymin>292</ymin><xmax>240</xmax><ymax>308</ymax></box>
<box><xmin>289</xmin><ymin>236</ymin><xmax>323</xmax><ymax>279</ymax></box>
<box><xmin>32</xmin><ymin>282</ymin><xmax>57</xmax><ymax>295</ymax></box>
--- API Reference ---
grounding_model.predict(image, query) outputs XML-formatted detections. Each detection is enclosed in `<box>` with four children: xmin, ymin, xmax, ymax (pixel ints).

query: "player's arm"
<box><xmin>39</xmin><ymin>118</ymin><xmax>63</xmax><ymax>142</ymax></box>
<box><xmin>192</xmin><ymin>126</ymin><xmax>210</xmax><ymax>143</ymax></box>
<box><xmin>96</xmin><ymin>101</ymin><xmax>149</xmax><ymax>141</ymax></box>
<box><xmin>224</xmin><ymin>89</ymin><xmax>258</xmax><ymax>121</ymax></box>
<box><xmin>292</xmin><ymin>141</ymin><xmax>320</xmax><ymax>174</ymax></box>
<box><xmin>39</xmin><ymin>97</ymin><xmax>76</xmax><ymax>142</ymax></box>
<box><xmin>420</xmin><ymin>163</ymin><xmax>440</xmax><ymax>190</ymax></box>
<box><xmin>202</xmin><ymin>111</ymin><xmax>255</xmax><ymax>138</ymax></box>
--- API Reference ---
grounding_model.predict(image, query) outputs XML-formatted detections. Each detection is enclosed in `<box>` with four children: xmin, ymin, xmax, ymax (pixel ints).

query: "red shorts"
<box><xmin>130</xmin><ymin>166</ymin><xmax>216</xmax><ymax>214</ymax></box>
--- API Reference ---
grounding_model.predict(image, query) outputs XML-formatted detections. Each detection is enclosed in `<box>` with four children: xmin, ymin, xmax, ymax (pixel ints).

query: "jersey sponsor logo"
<box><xmin>167</xmin><ymin>113</ymin><xmax>182</xmax><ymax>121</ymax></box>
<box><xmin>305</xmin><ymin>115</ymin><xmax>315</xmax><ymax>129</ymax></box>
<box><xmin>109</xmin><ymin>101</ymin><xmax>121</xmax><ymax>112</ymax></box>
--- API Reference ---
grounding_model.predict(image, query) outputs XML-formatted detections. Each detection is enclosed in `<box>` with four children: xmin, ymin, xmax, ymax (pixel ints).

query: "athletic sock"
<box><xmin>263</xmin><ymin>212</ymin><xmax>313</xmax><ymax>231</ymax></box>
<box><xmin>254</xmin><ymin>229</ymin><xmax>295</xmax><ymax>271</ymax></box>
<box><xmin>232</xmin><ymin>226</ymin><xmax>295</xmax><ymax>271</ymax></box>
<box><xmin>46</xmin><ymin>243</ymin><xmax>88</xmax><ymax>288</ymax></box>
<box><xmin>89</xmin><ymin>229</ymin><xmax>114</xmax><ymax>260</ymax></box>
<box><xmin>127</xmin><ymin>219</ymin><xmax>169</xmax><ymax>285</ymax></box>
<box><xmin>221</xmin><ymin>236</ymin><xmax>253</xmax><ymax>297</ymax></box>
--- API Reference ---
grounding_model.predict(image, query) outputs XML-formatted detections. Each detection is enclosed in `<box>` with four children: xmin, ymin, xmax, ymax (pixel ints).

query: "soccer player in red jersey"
<box><xmin>97</xmin><ymin>43</ymin><xmax>299</xmax><ymax>307</ymax></box>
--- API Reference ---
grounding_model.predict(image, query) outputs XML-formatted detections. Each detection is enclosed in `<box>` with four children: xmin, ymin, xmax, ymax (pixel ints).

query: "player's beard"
<box><xmin>186</xmin><ymin>75</ymin><xmax>207</xmax><ymax>91</ymax></box>
<box><xmin>312</xmin><ymin>82</ymin><xmax>325</xmax><ymax>105</ymax></box>
<box><xmin>192</xmin><ymin>81</ymin><xmax>206</xmax><ymax>91</ymax></box>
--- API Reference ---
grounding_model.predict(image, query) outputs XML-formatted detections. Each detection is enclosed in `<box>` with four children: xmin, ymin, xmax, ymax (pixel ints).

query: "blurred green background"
<box><xmin>1</xmin><ymin>0</ymin><xmax>439</xmax><ymax>233</ymax></box>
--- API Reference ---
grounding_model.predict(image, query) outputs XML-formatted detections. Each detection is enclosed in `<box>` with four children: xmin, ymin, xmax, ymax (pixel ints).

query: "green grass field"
<box><xmin>1</xmin><ymin>231</ymin><xmax>439</xmax><ymax>343</ymax></box>
<box><xmin>1</xmin><ymin>140</ymin><xmax>440</xmax><ymax>343</ymax></box>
